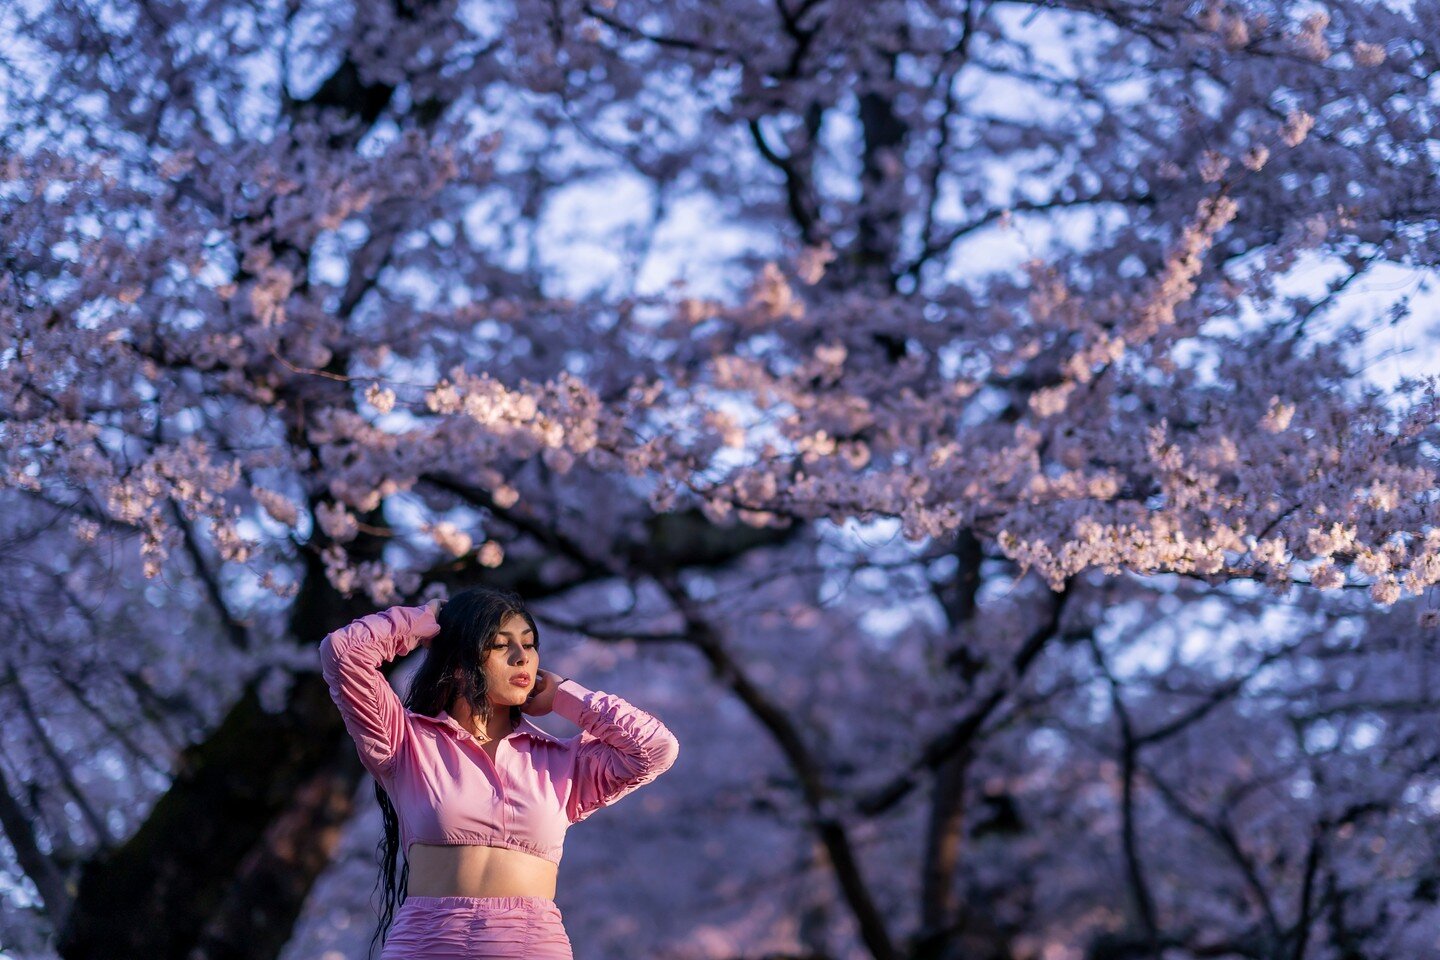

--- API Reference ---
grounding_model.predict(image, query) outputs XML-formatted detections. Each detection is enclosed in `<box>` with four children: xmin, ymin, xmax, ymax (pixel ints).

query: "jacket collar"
<box><xmin>407</xmin><ymin>708</ymin><xmax>564</xmax><ymax>746</ymax></box>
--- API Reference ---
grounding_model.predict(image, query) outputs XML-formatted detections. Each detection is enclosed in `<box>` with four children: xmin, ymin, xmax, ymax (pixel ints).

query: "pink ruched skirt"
<box><xmin>380</xmin><ymin>895</ymin><xmax>573</xmax><ymax>959</ymax></box>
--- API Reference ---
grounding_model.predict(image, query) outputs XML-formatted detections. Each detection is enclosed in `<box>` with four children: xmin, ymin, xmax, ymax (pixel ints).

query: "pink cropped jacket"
<box><xmin>318</xmin><ymin>603</ymin><xmax>679</xmax><ymax>865</ymax></box>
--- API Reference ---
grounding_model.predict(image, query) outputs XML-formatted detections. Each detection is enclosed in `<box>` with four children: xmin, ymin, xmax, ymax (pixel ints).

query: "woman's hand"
<box><xmin>419</xmin><ymin>597</ymin><xmax>444</xmax><ymax>649</ymax></box>
<box><xmin>520</xmin><ymin>668</ymin><xmax>565</xmax><ymax>716</ymax></box>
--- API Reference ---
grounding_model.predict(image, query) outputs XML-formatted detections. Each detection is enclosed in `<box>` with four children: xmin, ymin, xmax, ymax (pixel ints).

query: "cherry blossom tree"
<box><xmin>2</xmin><ymin>0</ymin><xmax>1439</xmax><ymax>958</ymax></box>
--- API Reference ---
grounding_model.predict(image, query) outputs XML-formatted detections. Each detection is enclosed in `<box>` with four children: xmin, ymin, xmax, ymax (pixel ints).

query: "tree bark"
<box><xmin>56</xmin><ymin>538</ymin><xmax>380</xmax><ymax>959</ymax></box>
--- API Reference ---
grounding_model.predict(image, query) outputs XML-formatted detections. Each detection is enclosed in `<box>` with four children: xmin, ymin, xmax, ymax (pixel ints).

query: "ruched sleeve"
<box><xmin>318</xmin><ymin>604</ymin><xmax>439</xmax><ymax>781</ymax></box>
<box><xmin>551</xmin><ymin>678</ymin><xmax>680</xmax><ymax>823</ymax></box>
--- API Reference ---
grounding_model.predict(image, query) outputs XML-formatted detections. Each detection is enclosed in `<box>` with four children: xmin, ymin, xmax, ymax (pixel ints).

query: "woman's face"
<box><xmin>481</xmin><ymin>612</ymin><xmax>538</xmax><ymax>706</ymax></box>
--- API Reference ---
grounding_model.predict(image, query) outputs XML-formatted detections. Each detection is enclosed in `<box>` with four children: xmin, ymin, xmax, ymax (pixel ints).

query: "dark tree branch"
<box><xmin>656</xmin><ymin>572</ymin><xmax>902</xmax><ymax>960</ymax></box>
<box><xmin>1088</xmin><ymin>635</ymin><xmax>1162</xmax><ymax>956</ymax></box>
<box><xmin>0</xmin><ymin>746</ymin><xmax>73</xmax><ymax>931</ymax></box>
<box><xmin>3</xmin><ymin>660</ymin><xmax>115</xmax><ymax>851</ymax></box>
<box><xmin>855</xmin><ymin>582</ymin><xmax>1072</xmax><ymax>818</ymax></box>
<box><xmin>167</xmin><ymin>499</ymin><xmax>252</xmax><ymax>652</ymax></box>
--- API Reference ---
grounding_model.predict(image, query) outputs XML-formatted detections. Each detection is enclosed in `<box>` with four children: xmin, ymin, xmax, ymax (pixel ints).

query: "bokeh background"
<box><xmin>3</xmin><ymin>0</ymin><xmax>1440</xmax><ymax>958</ymax></box>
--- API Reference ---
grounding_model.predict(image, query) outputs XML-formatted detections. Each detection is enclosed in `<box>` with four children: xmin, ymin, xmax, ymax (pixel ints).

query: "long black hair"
<box><xmin>367</xmin><ymin>585</ymin><xmax>540</xmax><ymax>959</ymax></box>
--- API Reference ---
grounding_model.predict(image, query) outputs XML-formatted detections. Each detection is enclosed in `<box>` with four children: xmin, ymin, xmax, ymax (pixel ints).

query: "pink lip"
<box><xmin>510</xmin><ymin>676</ymin><xmax>531</xmax><ymax>685</ymax></box>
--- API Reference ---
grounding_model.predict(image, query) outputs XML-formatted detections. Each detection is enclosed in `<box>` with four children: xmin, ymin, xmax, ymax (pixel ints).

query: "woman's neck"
<box><xmin>447</xmin><ymin>698</ymin><xmax>514</xmax><ymax>742</ymax></box>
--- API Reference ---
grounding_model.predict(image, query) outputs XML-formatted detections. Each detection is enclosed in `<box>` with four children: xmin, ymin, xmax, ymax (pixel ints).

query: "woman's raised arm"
<box><xmin>317</xmin><ymin>602</ymin><xmax>440</xmax><ymax>781</ymax></box>
<box><xmin>550</xmin><ymin>678</ymin><xmax>680</xmax><ymax>823</ymax></box>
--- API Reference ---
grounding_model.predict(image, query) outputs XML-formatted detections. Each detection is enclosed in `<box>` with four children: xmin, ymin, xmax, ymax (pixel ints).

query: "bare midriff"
<box><xmin>406</xmin><ymin>842</ymin><xmax>559</xmax><ymax>898</ymax></box>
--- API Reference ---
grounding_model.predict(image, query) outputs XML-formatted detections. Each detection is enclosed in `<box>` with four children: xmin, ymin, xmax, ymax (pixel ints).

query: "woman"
<box><xmin>317</xmin><ymin>585</ymin><xmax>680</xmax><ymax>959</ymax></box>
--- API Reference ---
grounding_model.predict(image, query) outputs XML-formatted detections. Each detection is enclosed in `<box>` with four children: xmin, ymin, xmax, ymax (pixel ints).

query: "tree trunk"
<box><xmin>57</xmin><ymin>537</ymin><xmax>379</xmax><ymax>959</ymax></box>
